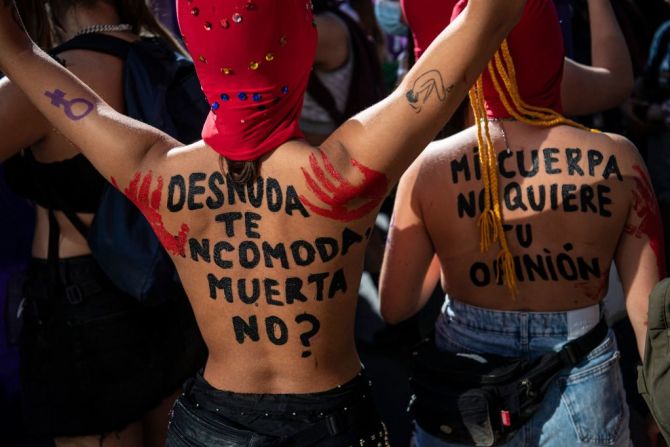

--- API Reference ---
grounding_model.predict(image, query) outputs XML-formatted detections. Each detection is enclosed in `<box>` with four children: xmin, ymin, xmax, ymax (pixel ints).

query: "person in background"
<box><xmin>301</xmin><ymin>0</ymin><xmax>385</xmax><ymax>146</ymax></box>
<box><xmin>401</xmin><ymin>0</ymin><xmax>633</xmax><ymax>118</ymax></box>
<box><xmin>0</xmin><ymin>0</ymin><xmax>528</xmax><ymax>444</ymax></box>
<box><xmin>0</xmin><ymin>1</ymin><xmax>205</xmax><ymax>446</ymax></box>
<box><xmin>380</xmin><ymin>1</ymin><xmax>662</xmax><ymax>446</ymax></box>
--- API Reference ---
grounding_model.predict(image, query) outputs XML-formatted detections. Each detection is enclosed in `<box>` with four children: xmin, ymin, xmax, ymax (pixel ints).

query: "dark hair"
<box><xmin>312</xmin><ymin>0</ymin><xmax>340</xmax><ymax>14</ymax></box>
<box><xmin>220</xmin><ymin>156</ymin><xmax>261</xmax><ymax>185</ymax></box>
<box><xmin>17</xmin><ymin>0</ymin><xmax>185</xmax><ymax>53</ymax></box>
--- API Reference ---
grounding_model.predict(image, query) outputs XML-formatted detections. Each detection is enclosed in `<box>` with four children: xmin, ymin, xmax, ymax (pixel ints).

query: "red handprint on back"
<box><xmin>299</xmin><ymin>151</ymin><xmax>388</xmax><ymax>222</ymax></box>
<box><xmin>111</xmin><ymin>171</ymin><xmax>190</xmax><ymax>257</ymax></box>
<box><xmin>624</xmin><ymin>165</ymin><xmax>665</xmax><ymax>277</ymax></box>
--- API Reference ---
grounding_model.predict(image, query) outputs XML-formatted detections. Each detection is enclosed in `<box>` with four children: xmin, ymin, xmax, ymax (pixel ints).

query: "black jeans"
<box><xmin>19</xmin><ymin>256</ymin><xmax>207</xmax><ymax>437</ymax></box>
<box><xmin>166</xmin><ymin>371</ymin><xmax>389</xmax><ymax>447</ymax></box>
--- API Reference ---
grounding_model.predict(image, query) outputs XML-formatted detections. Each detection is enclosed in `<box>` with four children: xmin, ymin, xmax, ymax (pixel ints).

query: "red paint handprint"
<box><xmin>299</xmin><ymin>151</ymin><xmax>388</xmax><ymax>222</ymax></box>
<box><xmin>624</xmin><ymin>165</ymin><xmax>666</xmax><ymax>277</ymax></box>
<box><xmin>111</xmin><ymin>171</ymin><xmax>190</xmax><ymax>257</ymax></box>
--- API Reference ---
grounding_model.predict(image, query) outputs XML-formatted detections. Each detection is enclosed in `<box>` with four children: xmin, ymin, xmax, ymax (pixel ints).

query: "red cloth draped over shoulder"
<box><xmin>176</xmin><ymin>0</ymin><xmax>317</xmax><ymax>161</ymax></box>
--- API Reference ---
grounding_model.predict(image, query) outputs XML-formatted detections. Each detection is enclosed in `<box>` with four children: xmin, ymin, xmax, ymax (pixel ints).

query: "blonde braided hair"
<box><xmin>470</xmin><ymin>39</ymin><xmax>597</xmax><ymax>297</ymax></box>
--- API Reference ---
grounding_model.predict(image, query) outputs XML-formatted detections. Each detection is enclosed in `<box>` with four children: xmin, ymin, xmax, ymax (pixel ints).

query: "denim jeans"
<box><xmin>166</xmin><ymin>371</ymin><xmax>389</xmax><ymax>446</ymax></box>
<box><xmin>413</xmin><ymin>299</ymin><xmax>632</xmax><ymax>447</ymax></box>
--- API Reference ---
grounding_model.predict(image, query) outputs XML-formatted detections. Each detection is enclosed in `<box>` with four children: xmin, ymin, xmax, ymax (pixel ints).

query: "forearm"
<box><xmin>419</xmin><ymin>255</ymin><xmax>441</xmax><ymax>305</ymax></box>
<box><xmin>588</xmin><ymin>0</ymin><xmax>631</xmax><ymax>78</ymax></box>
<box><xmin>394</xmin><ymin>1</ymin><xmax>518</xmax><ymax>152</ymax></box>
<box><xmin>561</xmin><ymin>0</ymin><xmax>632</xmax><ymax>115</ymax></box>
<box><xmin>334</xmin><ymin>0</ymin><xmax>523</xmax><ymax>181</ymax></box>
<box><xmin>0</xmin><ymin>2</ymin><xmax>169</xmax><ymax>184</ymax></box>
<box><xmin>626</xmin><ymin>292</ymin><xmax>649</xmax><ymax>359</ymax></box>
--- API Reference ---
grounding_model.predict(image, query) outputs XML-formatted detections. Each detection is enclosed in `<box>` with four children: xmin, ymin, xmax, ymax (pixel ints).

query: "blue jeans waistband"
<box><xmin>440</xmin><ymin>298</ymin><xmax>602</xmax><ymax>338</ymax></box>
<box><xmin>436</xmin><ymin>298</ymin><xmax>607</xmax><ymax>358</ymax></box>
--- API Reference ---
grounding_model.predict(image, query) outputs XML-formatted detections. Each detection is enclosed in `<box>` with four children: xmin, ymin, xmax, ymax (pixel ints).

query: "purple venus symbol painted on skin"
<box><xmin>44</xmin><ymin>89</ymin><xmax>94</xmax><ymax>121</ymax></box>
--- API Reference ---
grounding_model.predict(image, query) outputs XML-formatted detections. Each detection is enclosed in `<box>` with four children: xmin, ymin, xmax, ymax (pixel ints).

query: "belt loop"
<box><xmin>65</xmin><ymin>285</ymin><xmax>84</xmax><ymax>305</ymax></box>
<box><xmin>520</xmin><ymin>313</ymin><xmax>529</xmax><ymax>351</ymax></box>
<box><xmin>183</xmin><ymin>376</ymin><xmax>197</xmax><ymax>397</ymax></box>
<box><xmin>325</xmin><ymin>412</ymin><xmax>345</xmax><ymax>436</ymax></box>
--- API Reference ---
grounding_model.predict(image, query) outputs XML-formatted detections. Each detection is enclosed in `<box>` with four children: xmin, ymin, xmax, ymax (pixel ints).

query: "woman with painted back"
<box><xmin>0</xmin><ymin>0</ymin><xmax>526</xmax><ymax>444</ymax></box>
<box><xmin>380</xmin><ymin>0</ymin><xmax>661</xmax><ymax>445</ymax></box>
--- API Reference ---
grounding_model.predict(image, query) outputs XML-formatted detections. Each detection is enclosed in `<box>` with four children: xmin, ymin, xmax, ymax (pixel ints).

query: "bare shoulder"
<box><xmin>554</xmin><ymin>125</ymin><xmax>642</xmax><ymax>172</ymax></box>
<box><xmin>415</xmin><ymin>127</ymin><xmax>478</xmax><ymax>176</ymax></box>
<box><xmin>314</xmin><ymin>12</ymin><xmax>349</xmax><ymax>70</ymax></box>
<box><xmin>599</xmin><ymin>131</ymin><xmax>643</xmax><ymax>174</ymax></box>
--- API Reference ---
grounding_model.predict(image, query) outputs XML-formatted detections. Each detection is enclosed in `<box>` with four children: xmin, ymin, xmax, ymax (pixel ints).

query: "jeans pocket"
<box><xmin>560</xmin><ymin>350</ymin><xmax>626</xmax><ymax>446</ymax></box>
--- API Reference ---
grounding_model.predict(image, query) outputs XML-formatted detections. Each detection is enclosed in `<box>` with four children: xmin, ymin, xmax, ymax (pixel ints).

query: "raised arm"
<box><xmin>322</xmin><ymin>0</ymin><xmax>526</xmax><ymax>184</ymax></box>
<box><xmin>0</xmin><ymin>77</ymin><xmax>51</xmax><ymax>162</ymax></box>
<box><xmin>379</xmin><ymin>159</ymin><xmax>440</xmax><ymax>324</ymax></box>
<box><xmin>0</xmin><ymin>2</ymin><xmax>179</xmax><ymax>187</ymax></box>
<box><xmin>561</xmin><ymin>0</ymin><xmax>634</xmax><ymax>116</ymax></box>
<box><xmin>614</xmin><ymin>141</ymin><xmax>665</xmax><ymax>358</ymax></box>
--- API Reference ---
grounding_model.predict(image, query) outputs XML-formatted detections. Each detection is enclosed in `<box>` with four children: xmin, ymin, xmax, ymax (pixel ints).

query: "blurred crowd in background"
<box><xmin>2</xmin><ymin>0</ymin><xmax>670</xmax><ymax>445</ymax></box>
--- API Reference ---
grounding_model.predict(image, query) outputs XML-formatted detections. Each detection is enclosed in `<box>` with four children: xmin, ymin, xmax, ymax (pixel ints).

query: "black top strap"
<box><xmin>51</xmin><ymin>33</ymin><xmax>132</xmax><ymax>60</ymax></box>
<box><xmin>23</xmin><ymin>150</ymin><xmax>90</xmax><ymax>239</ymax></box>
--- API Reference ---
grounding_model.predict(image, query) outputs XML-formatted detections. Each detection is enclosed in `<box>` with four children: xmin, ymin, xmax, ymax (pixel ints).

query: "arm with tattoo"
<box><xmin>0</xmin><ymin>1</ymin><xmax>177</xmax><ymax>189</ymax></box>
<box><xmin>322</xmin><ymin>0</ymin><xmax>526</xmax><ymax>184</ymax></box>
<box><xmin>405</xmin><ymin>70</ymin><xmax>455</xmax><ymax>114</ymax></box>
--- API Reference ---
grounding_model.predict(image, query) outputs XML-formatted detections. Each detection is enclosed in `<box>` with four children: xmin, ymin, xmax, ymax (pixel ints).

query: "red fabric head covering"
<box><xmin>452</xmin><ymin>0</ymin><xmax>564</xmax><ymax>118</ymax></box>
<box><xmin>402</xmin><ymin>0</ymin><xmax>564</xmax><ymax>118</ymax></box>
<box><xmin>400</xmin><ymin>0</ymin><xmax>457</xmax><ymax>60</ymax></box>
<box><xmin>176</xmin><ymin>0</ymin><xmax>317</xmax><ymax>160</ymax></box>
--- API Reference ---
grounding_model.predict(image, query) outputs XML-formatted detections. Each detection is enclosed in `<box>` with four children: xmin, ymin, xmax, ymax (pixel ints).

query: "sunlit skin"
<box><xmin>380</xmin><ymin>121</ymin><xmax>663</xmax><ymax>358</ymax></box>
<box><xmin>0</xmin><ymin>0</ymin><xmax>528</xmax><ymax>394</ymax></box>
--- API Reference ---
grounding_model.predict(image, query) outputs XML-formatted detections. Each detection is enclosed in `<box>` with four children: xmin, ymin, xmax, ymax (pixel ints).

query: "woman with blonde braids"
<box><xmin>380</xmin><ymin>0</ymin><xmax>662</xmax><ymax>445</ymax></box>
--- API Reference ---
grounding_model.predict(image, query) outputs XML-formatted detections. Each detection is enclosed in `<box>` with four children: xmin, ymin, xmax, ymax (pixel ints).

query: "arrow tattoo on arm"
<box><xmin>405</xmin><ymin>69</ymin><xmax>454</xmax><ymax>114</ymax></box>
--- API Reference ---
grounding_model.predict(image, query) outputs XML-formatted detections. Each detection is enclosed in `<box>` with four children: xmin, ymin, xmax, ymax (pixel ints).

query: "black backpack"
<box><xmin>638</xmin><ymin>278</ymin><xmax>670</xmax><ymax>443</ymax></box>
<box><xmin>50</xmin><ymin>34</ymin><xmax>209</xmax><ymax>305</ymax></box>
<box><xmin>307</xmin><ymin>9</ymin><xmax>386</xmax><ymax>126</ymax></box>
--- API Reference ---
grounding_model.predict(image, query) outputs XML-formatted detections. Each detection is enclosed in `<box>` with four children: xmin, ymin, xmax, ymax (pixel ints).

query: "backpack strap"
<box><xmin>51</xmin><ymin>33</ymin><xmax>132</xmax><ymax>60</ymax></box>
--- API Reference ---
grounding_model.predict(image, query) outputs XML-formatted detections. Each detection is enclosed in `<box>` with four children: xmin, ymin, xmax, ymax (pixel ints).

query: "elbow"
<box><xmin>380</xmin><ymin>307</ymin><xmax>404</xmax><ymax>326</ymax></box>
<box><xmin>380</xmin><ymin>297</ymin><xmax>414</xmax><ymax>325</ymax></box>
<box><xmin>610</xmin><ymin>70</ymin><xmax>635</xmax><ymax>108</ymax></box>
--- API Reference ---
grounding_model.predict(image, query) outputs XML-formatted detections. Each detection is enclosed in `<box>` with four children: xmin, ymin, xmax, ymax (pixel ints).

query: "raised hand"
<box><xmin>0</xmin><ymin>0</ymin><xmax>29</xmax><ymax>63</ymax></box>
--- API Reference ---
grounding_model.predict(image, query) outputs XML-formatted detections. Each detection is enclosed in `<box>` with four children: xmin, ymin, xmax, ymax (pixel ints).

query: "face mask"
<box><xmin>375</xmin><ymin>0</ymin><xmax>408</xmax><ymax>37</ymax></box>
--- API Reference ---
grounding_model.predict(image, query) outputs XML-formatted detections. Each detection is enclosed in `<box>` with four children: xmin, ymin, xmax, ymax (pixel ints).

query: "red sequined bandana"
<box><xmin>176</xmin><ymin>0</ymin><xmax>317</xmax><ymax>160</ymax></box>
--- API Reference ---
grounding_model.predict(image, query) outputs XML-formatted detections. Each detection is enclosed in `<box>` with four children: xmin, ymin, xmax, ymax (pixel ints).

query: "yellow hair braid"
<box><xmin>468</xmin><ymin>38</ymin><xmax>596</xmax><ymax>298</ymax></box>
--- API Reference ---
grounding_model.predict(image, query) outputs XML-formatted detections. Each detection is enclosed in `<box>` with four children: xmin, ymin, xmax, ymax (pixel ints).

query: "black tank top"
<box><xmin>4</xmin><ymin>148</ymin><xmax>106</xmax><ymax>213</ymax></box>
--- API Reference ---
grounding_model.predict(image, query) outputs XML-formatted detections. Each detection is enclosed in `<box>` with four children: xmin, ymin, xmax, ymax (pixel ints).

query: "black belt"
<box><xmin>184</xmin><ymin>378</ymin><xmax>375</xmax><ymax>447</ymax></box>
